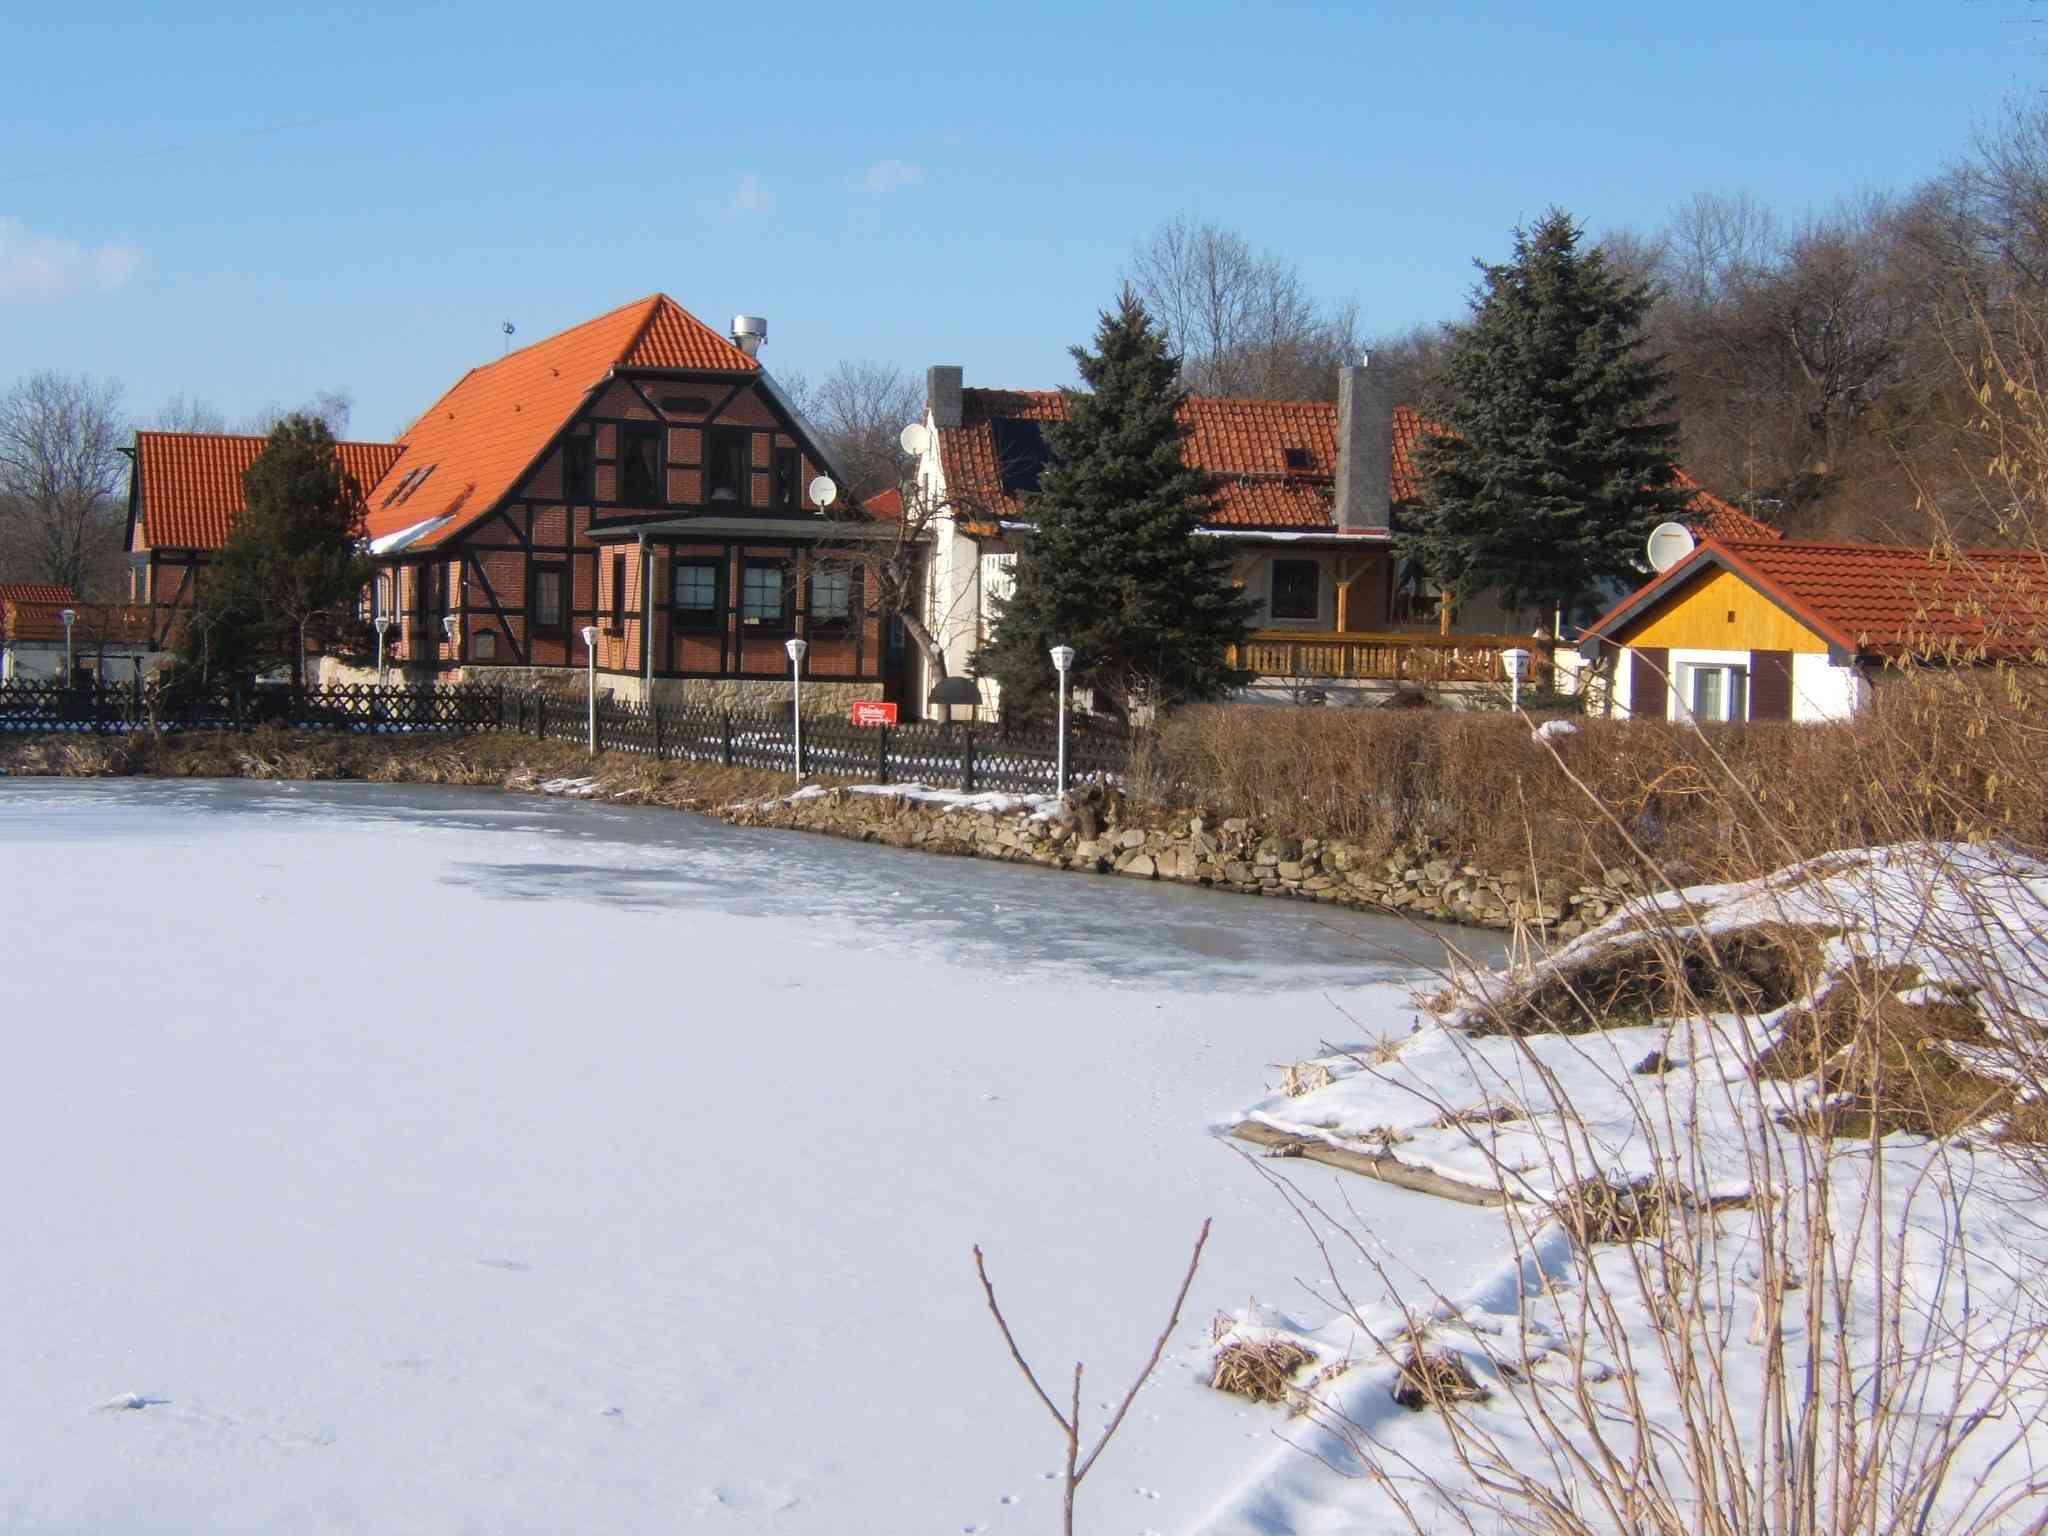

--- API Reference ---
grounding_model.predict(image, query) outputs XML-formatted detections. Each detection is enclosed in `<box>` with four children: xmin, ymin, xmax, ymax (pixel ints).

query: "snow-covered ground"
<box><xmin>0</xmin><ymin>779</ymin><xmax>1505</xmax><ymax>1535</ymax></box>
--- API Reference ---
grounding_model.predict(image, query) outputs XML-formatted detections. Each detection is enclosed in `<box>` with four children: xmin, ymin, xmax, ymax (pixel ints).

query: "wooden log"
<box><xmin>1227</xmin><ymin>1120</ymin><xmax>1513</xmax><ymax>1208</ymax></box>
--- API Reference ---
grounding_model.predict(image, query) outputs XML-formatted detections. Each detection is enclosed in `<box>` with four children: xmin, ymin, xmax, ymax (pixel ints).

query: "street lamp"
<box><xmin>1503</xmin><ymin>646</ymin><xmax>1532</xmax><ymax>712</ymax></box>
<box><xmin>441</xmin><ymin>613</ymin><xmax>457</xmax><ymax>655</ymax></box>
<box><xmin>59</xmin><ymin>608</ymin><xmax>76</xmax><ymax>686</ymax></box>
<box><xmin>1049</xmin><ymin>643</ymin><xmax>1076</xmax><ymax>794</ymax></box>
<box><xmin>581</xmin><ymin>624</ymin><xmax>600</xmax><ymax>755</ymax></box>
<box><xmin>785</xmin><ymin>637</ymin><xmax>808</xmax><ymax>782</ymax></box>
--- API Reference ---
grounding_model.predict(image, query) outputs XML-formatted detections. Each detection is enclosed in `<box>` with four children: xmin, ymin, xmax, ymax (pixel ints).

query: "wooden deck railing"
<box><xmin>1227</xmin><ymin>630</ymin><xmax>1550</xmax><ymax>684</ymax></box>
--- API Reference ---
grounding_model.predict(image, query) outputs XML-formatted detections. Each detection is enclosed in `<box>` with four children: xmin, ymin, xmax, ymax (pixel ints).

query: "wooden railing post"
<box><xmin>963</xmin><ymin>727</ymin><xmax>976</xmax><ymax>793</ymax></box>
<box><xmin>721</xmin><ymin>711</ymin><xmax>734</xmax><ymax>766</ymax></box>
<box><xmin>537</xmin><ymin>695</ymin><xmax>548</xmax><ymax>742</ymax></box>
<box><xmin>653</xmin><ymin>706</ymin><xmax>666</xmax><ymax>760</ymax></box>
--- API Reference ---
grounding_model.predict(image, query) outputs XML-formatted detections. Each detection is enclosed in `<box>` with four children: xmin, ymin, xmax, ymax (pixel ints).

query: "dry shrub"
<box><xmin>1139</xmin><ymin>668</ymin><xmax>2048</xmax><ymax>884</ymax></box>
<box><xmin>1273</xmin><ymin>1060</ymin><xmax>1336</xmax><ymax>1097</ymax></box>
<box><xmin>1471</xmin><ymin>921</ymin><xmax>1832</xmax><ymax>1036</ymax></box>
<box><xmin>1390</xmin><ymin>1345</ymin><xmax>1491</xmax><ymax>1412</ymax></box>
<box><xmin>1552</xmin><ymin>1175</ymin><xmax>1698</xmax><ymax>1248</ymax></box>
<box><xmin>1210</xmin><ymin>1335</ymin><xmax>1319</xmax><ymax>1403</ymax></box>
<box><xmin>1433</xmin><ymin>1099</ymin><xmax>1525</xmax><ymax>1130</ymax></box>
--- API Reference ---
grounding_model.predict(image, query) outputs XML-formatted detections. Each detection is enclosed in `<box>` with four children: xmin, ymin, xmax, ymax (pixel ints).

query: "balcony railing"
<box><xmin>1228</xmin><ymin>630</ymin><xmax>1550</xmax><ymax>684</ymax></box>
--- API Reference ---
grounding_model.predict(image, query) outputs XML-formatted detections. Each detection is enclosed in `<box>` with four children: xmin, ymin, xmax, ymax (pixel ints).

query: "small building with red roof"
<box><xmin>0</xmin><ymin>582</ymin><xmax>155</xmax><ymax>683</ymax></box>
<box><xmin>1576</xmin><ymin>536</ymin><xmax>2048</xmax><ymax>721</ymax></box>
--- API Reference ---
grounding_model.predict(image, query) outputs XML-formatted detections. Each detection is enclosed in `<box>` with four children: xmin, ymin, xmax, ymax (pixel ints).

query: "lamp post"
<box><xmin>782</xmin><ymin>638</ymin><xmax>806</xmax><ymax>782</ymax></box>
<box><xmin>581</xmin><ymin>624</ymin><xmax>600</xmax><ymax>755</ymax></box>
<box><xmin>441</xmin><ymin>612</ymin><xmax>457</xmax><ymax>655</ymax></box>
<box><xmin>1049</xmin><ymin>643</ymin><xmax>1075</xmax><ymax>794</ymax></box>
<box><xmin>59</xmin><ymin>608</ymin><xmax>76</xmax><ymax>686</ymax></box>
<box><xmin>1503</xmin><ymin>647</ymin><xmax>1532</xmax><ymax>712</ymax></box>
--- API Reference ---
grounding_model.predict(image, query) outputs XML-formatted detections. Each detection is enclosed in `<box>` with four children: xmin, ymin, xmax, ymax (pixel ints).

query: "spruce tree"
<box><xmin>1401</xmin><ymin>208</ymin><xmax>1687</xmax><ymax>624</ymax></box>
<box><xmin>973</xmin><ymin>288</ymin><xmax>1254</xmax><ymax>724</ymax></box>
<box><xmin>170</xmin><ymin>415</ymin><xmax>372</xmax><ymax>689</ymax></box>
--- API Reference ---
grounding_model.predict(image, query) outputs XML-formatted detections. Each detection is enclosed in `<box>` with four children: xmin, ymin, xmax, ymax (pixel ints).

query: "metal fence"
<box><xmin>0</xmin><ymin>679</ymin><xmax>1130</xmax><ymax>795</ymax></box>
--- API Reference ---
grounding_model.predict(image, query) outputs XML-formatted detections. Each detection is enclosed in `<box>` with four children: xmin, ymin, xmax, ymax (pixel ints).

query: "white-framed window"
<box><xmin>741</xmin><ymin>561</ymin><xmax>788</xmax><ymax>628</ymax></box>
<box><xmin>810</xmin><ymin>567</ymin><xmax>854</xmax><ymax>626</ymax></box>
<box><xmin>1686</xmin><ymin>663</ymin><xmax>1749</xmax><ymax>722</ymax></box>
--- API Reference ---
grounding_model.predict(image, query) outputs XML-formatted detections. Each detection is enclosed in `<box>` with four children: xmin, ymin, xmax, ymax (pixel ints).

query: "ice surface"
<box><xmin>0</xmin><ymin>779</ymin><xmax>1503</xmax><ymax>1534</ymax></box>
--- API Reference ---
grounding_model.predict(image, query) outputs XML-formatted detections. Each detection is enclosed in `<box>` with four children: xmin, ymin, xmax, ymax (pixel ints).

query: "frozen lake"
<box><xmin>0</xmin><ymin>779</ymin><xmax>1505</xmax><ymax>1534</ymax></box>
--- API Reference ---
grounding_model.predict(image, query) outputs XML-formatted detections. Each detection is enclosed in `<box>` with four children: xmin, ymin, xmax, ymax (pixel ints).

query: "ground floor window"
<box><xmin>531</xmin><ymin>566</ymin><xmax>565</xmax><ymax>633</ymax></box>
<box><xmin>1686</xmin><ymin>662</ymin><xmax>1748</xmax><ymax>722</ymax></box>
<box><xmin>741</xmin><ymin>560</ymin><xmax>789</xmax><ymax>629</ymax></box>
<box><xmin>809</xmin><ymin>566</ymin><xmax>855</xmax><ymax>628</ymax></box>
<box><xmin>672</xmin><ymin>559</ymin><xmax>721</xmax><ymax>629</ymax></box>
<box><xmin>1271</xmin><ymin>559</ymin><xmax>1319</xmax><ymax>622</ymax></box>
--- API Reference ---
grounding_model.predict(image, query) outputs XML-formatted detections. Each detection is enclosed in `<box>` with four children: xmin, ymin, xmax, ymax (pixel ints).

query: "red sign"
<box><xmin>851</xmin><ymin>700</ymin><xmax>898</xmax><ymax>727</ymax></box>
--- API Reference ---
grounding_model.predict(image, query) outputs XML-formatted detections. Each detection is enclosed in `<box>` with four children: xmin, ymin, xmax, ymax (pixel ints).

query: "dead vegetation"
<box><xmin>1467</xmin><ymin>921</ymin><xmax>1833</xmax><ymax>1036</ymax></box>
<box><xmin>1209</xmin><ymin>1333</ymin><xmax>1319</xmax><ymax>1404</ymax></box>
<box><xmin>1390</xmin><ymin>1344</ymin><xmax>1492</xmax><ymax>1413</ymax></box>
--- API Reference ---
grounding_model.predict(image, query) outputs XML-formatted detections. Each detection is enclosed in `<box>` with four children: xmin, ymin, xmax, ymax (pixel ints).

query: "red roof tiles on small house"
<box><xmin>361</xmin><ymin>295</ymin><xmax>761</xmax><ymax>549</ymax></box>
<box><xmin>1585</xmin><ymin>537</ymin><xmax>2048</xmax><ymax>660</ymax></box>
<box><xmin>938</xmin><ymin>389</ymin><xmax>1767</xmax><ymax>540</ymax></box>
<box><xmin>134</xmin><ymin>433</ymin><xmax>407</xmax><ymax>551</ymax></box>
<box><xmin>0</xmin><ymin>581</ymin><xmax>78</xmax><ymax>606</ymax></box>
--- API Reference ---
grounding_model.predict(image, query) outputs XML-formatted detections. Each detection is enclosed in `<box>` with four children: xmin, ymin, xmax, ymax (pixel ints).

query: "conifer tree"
<box><xmin>973</xmin><ymin>289</ymin><xmax>1253</xmax><ymax>723</ymax></box>
<box><xmin>169</xmin><ymin>415</ymin><xmax>372</xmax><ymax>688</ymax></box>
<box><xmin>1401</xmin><ymin>209</ymin><xmax>1687</xmax><ymax>623</ymax></box>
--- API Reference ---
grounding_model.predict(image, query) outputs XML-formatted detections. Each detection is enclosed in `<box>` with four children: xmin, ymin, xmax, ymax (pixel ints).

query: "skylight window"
<box><xmin>1282</xmin><ymin>447</ymin><xmax>1313</xmax><ymax>472</ymax></box>
<box><xmin>381</xmin><ymin>468</ymin><xmax>420</xmax><ymax>508</ymax></box>
<box><xmin>395</xmin><ymin>464</ymin><xmax>437</xmax><ymax>506</ymax></box>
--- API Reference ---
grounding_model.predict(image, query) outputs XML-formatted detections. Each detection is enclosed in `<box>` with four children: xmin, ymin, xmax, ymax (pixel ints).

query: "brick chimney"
<box><xmin>1333</xmin><ymin>362</ymin><xmax>1392</xmax><ymax>532</ymax></box>
<box><xmin>928</xmin><ymin>365</ymin><xmax>963</xmax><ymax>430</ymax></box>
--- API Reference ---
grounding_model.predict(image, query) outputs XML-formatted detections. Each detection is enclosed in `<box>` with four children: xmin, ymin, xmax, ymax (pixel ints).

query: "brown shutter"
<box><xmin>1751</xmin><ymin>649</ymin><xmax>1794</xmax><ymax>721</ymax></box>
<box><xmin>1630</xmin><ymin>647</ymin><xmax>1669</xmax><ymax>720</ymax></box>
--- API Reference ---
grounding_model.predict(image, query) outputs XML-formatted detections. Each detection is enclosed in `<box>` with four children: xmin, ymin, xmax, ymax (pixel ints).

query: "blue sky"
<box><xmin>1</xmin><ymin>0</ymin><xmax>2035</xmax><ymax>439</ymax></box>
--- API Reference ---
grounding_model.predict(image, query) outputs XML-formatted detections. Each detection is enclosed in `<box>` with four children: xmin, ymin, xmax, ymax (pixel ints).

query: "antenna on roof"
<box><xmin>500</xmin><ymin>319</ymin><xmax>516</xmax><ymax>357</ymax></box>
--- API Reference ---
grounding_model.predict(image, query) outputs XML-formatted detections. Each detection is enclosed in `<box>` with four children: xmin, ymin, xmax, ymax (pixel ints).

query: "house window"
<box><xmin>671</xmin><ymin>559</ymin><xmax>722</xmax><ymax>629</ymax></box>
<box><xmin>608</xmin><ymin>553</ymin><xmax>627</xmax><ymax>635</ymax></box>
<box><xmin>564</xmin><ymin>435</ymin><xmax>595</xmax><ymax>502</ymax></box>
<box><xmin>707</xmin><ymin>429</ymin><xmax>750</xmax><ymax>506</ymax></box>
<box><xmin>1686</xmin><ymin>663</ymin><xmax>1749</xmax><ymax>722</ymax></box>
<box><xmin>773</xmin><ymin>446</ymin><xmax>801</xmax><ymax>510</ymax></box>
<box><xmin>620</xmin><ymin>426</ymin><xmax>662</xmax><ymax>506</ymax></box>
<box><xmin>532</xmin><ymin>566</ymin><xmax>566</xmax><ymax>633</ymax></box>
<box><xmin>740</xmin><ymin>560</ymin><xmax>789</xmax><ymax>629</ymax></box>
<box><xmin>809</xmin><ymin>566</ymin><xmax>856</xmax><ymax>629</ymax></box>
<box><xmin>1271</xmin><ymin>559</ymin><xmax>1319</xmax><ymax>622</ymax></box>
<box><xmin>472</xmin><ymin>630</ymin><xmax>498</xmax><ymax>661</ymax></box>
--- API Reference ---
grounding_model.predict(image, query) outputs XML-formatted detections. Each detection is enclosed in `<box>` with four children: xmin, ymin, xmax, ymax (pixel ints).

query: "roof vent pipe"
<box><xmin>731</xmin><ymin>315</ymin><xmax>768</xmax><ymax>357</ymax></box>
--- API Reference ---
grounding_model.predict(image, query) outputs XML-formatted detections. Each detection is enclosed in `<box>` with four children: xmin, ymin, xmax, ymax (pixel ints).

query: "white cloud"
<box><xmin>729</xmin><ymin>173</ymin><xmax>775</xmax><ymax>216</ymax></box>
<box><xmin>862</xmin><ymin>159</ymin><xmax>924</xmax><ymax>196</ymax></box>
<box><xmin>0</xmin><ymin>217</ymin><xmax>143</xmax><ymax>301</ymax></box>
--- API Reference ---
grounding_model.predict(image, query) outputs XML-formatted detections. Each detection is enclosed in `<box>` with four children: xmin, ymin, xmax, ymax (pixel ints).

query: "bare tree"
<box><xmin>152</xmin><ymin>395</ymin><xmax>229</xmax><ymax>434</ymax></box>
<box><xmin>781</xmin><ymin>360</ymin><xmax>921</xmax><ymax>504</ymax></box>
<box><xmin>974</xmin><ymin>1219</ymin><xmax>1210</xmax><ymax>1536</ymax></box>
<box><xmin>1126</xmin><ymin>216</ymin><xmax>1361</xmax><ymax>399</ymax></box>
<box><xmin>241</xmin><ymin>387</ymin><xmax>353</xmax><ymax>439</ymax></box>
<box><xmin>0</xmin><ymin>371</ymin><xmax>130</xmax><ymax>597</ymax></box>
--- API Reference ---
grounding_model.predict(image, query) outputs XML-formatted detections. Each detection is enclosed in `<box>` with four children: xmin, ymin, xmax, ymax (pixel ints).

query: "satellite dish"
<box><xmin>898</xmin><ymin>422</ymin><xmax>930</xmax><ymax>455</ymax></box>
<box><xmin>1646</xmin><ymin>522</ymin><xmax>1697</xmax><ymax>574</ymax></box>
<box><xmin>808</xmin><ymin>475</ymin><xmax>838</xmax><ymax>510</ymax></box>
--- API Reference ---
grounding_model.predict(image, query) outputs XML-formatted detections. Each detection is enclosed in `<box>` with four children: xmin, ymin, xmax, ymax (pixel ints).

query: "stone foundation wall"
<box><xmin>725</xmin><ymin>783</ymin><xmax>1635</xmax><ymax>938</ymax></box>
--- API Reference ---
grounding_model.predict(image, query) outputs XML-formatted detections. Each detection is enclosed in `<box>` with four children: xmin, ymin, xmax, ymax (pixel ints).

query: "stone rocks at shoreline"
<box><xmin>723</xmin><ymin>783</ymin><xmax>1636</xmax><ymax>937</ymax></box>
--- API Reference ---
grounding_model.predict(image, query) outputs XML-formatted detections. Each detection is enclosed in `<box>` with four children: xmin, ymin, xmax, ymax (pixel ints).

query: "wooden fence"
<box><xmin>0</xmin><ymin>680</ymin><xmax>1131</xmax><ymax>795</ymax></box>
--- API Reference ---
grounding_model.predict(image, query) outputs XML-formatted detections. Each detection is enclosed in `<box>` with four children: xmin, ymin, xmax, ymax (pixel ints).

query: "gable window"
<box><xmin>471</xmin><ymin>630</ymin><xmax>498</xmax><ymax>661</ymax></box>
<box><xmin>1685</xmin><ymin>663</ymin><xmax>1749</xmax><ymax>722</ymax></box>
<box><xmin>740</xmin><ymin>559</ymin><xmax>790</xmax><ymax>630</ymax></box>
<box><xmin>607</xmin><ymin>553</ymin><xmax>627</xmax><ymax>635</ymax></box>
<box><xmin>772</xmin><ymin>446</ymin><xmax>801</xmax><ymax>510</ymax></box>
<box><xmin>671</xmin><ymin>559</ymin><xmax>722</xmax><ymax>630</ymax></box>
<box><xmin>707</xmin><ymin>428</ymin><xmax>750</xmax><ymax>507</ymax></box>
<box><xmin>564</xmin><ymin>435</ymin><xmax>595</xmax><ymax>502</ymax></box>
<box><xmin>620</xmin><ymin>426</ymin><xmax>662</xmax><ymax>506</ymax></box>
<box><xmin>1270</xmin><ymin>559</ymin><xmax>1319</xmax><ymax>622</ymax></box>
<box><xmin>809</xmin><ymin>566</ymin><xmax>856</xmax><ymax>630</ymax></box>
<box><xmin>531</xmin><ymin>565</ymin><xmax>566</xmax><ymax>634</ymax></box>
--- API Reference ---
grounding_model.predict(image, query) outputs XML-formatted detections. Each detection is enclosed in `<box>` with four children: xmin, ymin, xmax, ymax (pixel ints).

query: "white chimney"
<box><xmin>731</xmin><ymin>315</ymin><xmax>768</xmax><ymax>357</ymax></box>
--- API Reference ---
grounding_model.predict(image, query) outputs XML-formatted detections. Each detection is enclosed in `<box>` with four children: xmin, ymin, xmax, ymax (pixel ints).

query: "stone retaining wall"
<box><xmin>725</xmin><ymin>782</ymin><xmax>1637</xmax><ymax>938</ymax></box>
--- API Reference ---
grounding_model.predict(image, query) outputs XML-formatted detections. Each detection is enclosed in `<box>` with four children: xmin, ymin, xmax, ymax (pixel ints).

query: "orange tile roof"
<box><xmin>362</xmin><ymin>295</ymin><xmax>759</xmax><ymax>548</ymax></box>
<box><xmin>135</xmin><ymin>433</ymin><xmax>407</xmax><ymax>550</ymax></box>
<box><xmin>940</xmin><ymin>390</ymin><xmax>1759</xmax><ymax>539</ymax></box>
<box><xmin>1587</xmin><ymin>537</ymin><xmax>2048</xmax><ymax>659</ymax></box>
<box><xmin>2</xmin><ymin>595</ymin><xmax>150</xmax><ymax>645</ymax></box>
<box><xmin>864</xmin><ymin>486</ymin><xmax>904</xmax><ymax>520</ymax></box>
<box><xmin>0</xmin><ymin>581</ymin><xmax>78</xmax><ymax>606</ymax></box>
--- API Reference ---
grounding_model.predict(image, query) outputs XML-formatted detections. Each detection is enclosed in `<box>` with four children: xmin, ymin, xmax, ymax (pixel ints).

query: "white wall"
<box><xmin>1611</xmin><ymin>643</ymin><xmax>1866</xmax><ymax>722</ymax></box>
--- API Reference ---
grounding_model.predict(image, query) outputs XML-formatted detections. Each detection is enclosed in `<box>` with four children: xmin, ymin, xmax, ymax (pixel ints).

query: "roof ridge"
<box><xmin>468</xmin><ymin>294</ymin><xmax>663</xmax><ymax>377</ymax></box>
